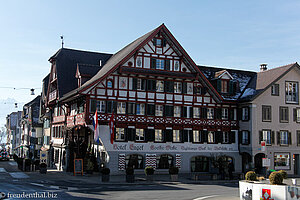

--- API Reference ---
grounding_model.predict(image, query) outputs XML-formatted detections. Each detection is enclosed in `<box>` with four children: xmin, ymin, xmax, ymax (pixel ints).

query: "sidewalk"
<box><xmin>23</xmin><ymin>169</ymin><xmax>239</xmax><ymax>186</ymax></box>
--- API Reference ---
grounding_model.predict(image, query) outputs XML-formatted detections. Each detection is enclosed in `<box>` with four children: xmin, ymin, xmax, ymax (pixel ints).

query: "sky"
<box><xmin>0</xmin><ymin>0</ymin><xmax>300</xmax><ymax>128</ymax></box>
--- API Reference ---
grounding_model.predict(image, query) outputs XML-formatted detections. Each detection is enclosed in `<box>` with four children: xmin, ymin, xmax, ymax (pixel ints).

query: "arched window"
<box><xmin>191</xmin><ymin>156</ymin><xmax>209</xmax><ymax>172</ymax></box>
<box><xmin>157</xmin><ymin>154</ymin><xmax>174</xmax><ymax>169</ymax></box>
<box><xmin>125</xmin><ymin>154</ymin><xmax>143</xmax><ymax>169</ymax></box>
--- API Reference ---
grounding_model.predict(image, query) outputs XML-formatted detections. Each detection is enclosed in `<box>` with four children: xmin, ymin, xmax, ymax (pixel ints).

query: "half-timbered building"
<box><xmin>60</xmin><ymin>24</ymin><xmax>241</xmax><ymax>175</ymax></box>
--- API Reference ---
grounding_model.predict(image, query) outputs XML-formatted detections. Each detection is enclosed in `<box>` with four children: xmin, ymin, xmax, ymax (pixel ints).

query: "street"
<box><xmin>0</xmin><ymin>160</ymin><xmax>239</xmax><ymax>200</ymax></box>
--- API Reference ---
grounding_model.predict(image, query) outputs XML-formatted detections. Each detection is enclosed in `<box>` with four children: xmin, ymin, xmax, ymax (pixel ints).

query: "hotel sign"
<box><xmin>110</xmin><ymin>143</ymin><xmax>237</xmax><ymax>152</ymax></box>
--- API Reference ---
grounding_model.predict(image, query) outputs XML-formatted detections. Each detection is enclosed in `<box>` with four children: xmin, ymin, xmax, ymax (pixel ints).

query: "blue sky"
<box><xmin>0</xmin><ymin>1</ymin><xmax>300</xmax><ymax>127</ymax></box>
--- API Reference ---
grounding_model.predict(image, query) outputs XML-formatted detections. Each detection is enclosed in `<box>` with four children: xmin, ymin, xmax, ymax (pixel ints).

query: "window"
<box><xmin>293</xmin><ymin>108</ymin><xmax>300</xmax><ymax>122</ymax></box>
<box><xmin>262</xmin><ymin>105</ymin><xmax>271</xmax><ymax>122</ymax></box>
<box><xmin>242</xmin><ymin>131</ymin><xmax>249</xmax><ymax>145</ymax></box>
<box><xmin>263</xmin><ymin>130</ymin><xmax>272</xmax><ymax>145</ymax></box>
<box><xmin>174</xmin><ymin>82</ymin><xmax>182</xmax><ymax>93</ymax></box>
<box><xmin>174</xmin><ymin>106</ymin><xmax>181</xmax><ymax>117</ymax></box>
<box><xmin>164</xmin><ymin>81</ymin><xmax>174</xmax><ymax>93</ymax></box>
<box><xmin>147</xmin><ymin>104</ymin><xmax>155</xmax><ymax>116</ymax></box>
<box><xmin>155</xmin><ymin>105</ymin><xmax>163</xmax><ymax>116</ymax></box>
<box><xmin>174</xmin><ymin>60</ymin><xmax>180</xmax><ymax>71</ymax></box>
<box><xmin>208</xmin><ymin>131</ymin><xmax>215</xmax><ymax>143</ymax></box>
<box><xmin>117</xmin><ymin>102</ymin><xmax>126</xmax><ymax>114</ymax></box>
<box><xmin>183</xmin><ymin>106</ymin><xmax>192</xmax><ymax>118</ymax></box>
<box><xmin>156</xmin><ymin>59</ymin><xmax>164</xmax><ymax>70</ymax></box>
<box><xmin>183</xmin><ymin>82</ymin><xmax>193</xmax><ymax>94</ymax></box>
<box><xmin>274</xmin><ymin>153</ymin><xmax>290</xmax><ymax>170</ymax></box>
<box><xmin>279</xmin><ymin>107</ymin><xmax>289</xmax><ymax>123</ymax></box>
<box><xmin>157</xmin><ymin>154</ymin><xmax>173</xmax><ymax>169</ymax></box>
<box><xmin>221</xmin><ymin>80</ymin><xmax>228</xmax><ymax>93</ymax></box>
<box><xmin>136</xmin><ymin>103</ymin><xmax>145</xmax><ymax>115</ymax></box>
<box><xmin>191</xmin><ymin>156</ymin><xmax>209</xmax><ymax>172</ymax></box>
<box><xmin>155</xmin><ymin>129</ymin><xmax>163</xmax><ymax>142</ymax></box>
<box><xmin>193</xmin><ymin>130</ymin><xmax>201</xmax><ymax>143</ymax></box>
<box><xmin>207</xmin><ymin>108</ymin><xmax>214</xmax><ymax>119</ymax></box>
<box><xmin>271</xmin><ymin>84</ymin><xmax>279</xmax><ymax>96</ymax></box>
<box><xmin>147</xmin><ymin>79</ymin><xmax>156</xmax><ymax>91</ymax></box>
<box><xmin>280</xmin><ymin>131</ymin><xmax>289</xmax><ymax>145</ymax></box>
<box><xmin>115</xmin><ymin>128</ymin><xmax>125</xmax><ymax>141</ymax></box>
<box><xmin>223</xmin><ymin>132</ymin><xmax>229</xmax><ymax>143</ymax></box>
<box><xmin>286</xmin><ymin>82</ymin><xmax>298</xmax><ymax>103</ymax></box>
<box><xmin>193</xmin><ymin>107</ymin><xmax>200</xmax><ymax>118</ymax></box>
<box><xmin>297</xmin><ymin>131</ymin><xmax>300</xmax><ymax>146</ymax></box>
<box><xmin>164</xmin><ymin>105</ymin><xmax>174</xmax><ymax>117</ymax></box>
<box><xmin>222</xmin><ymin>108</ymin><xmax>228</xmax><ymax>120</ymax></box>
<box><xmin>107</xmin><ymin>80</ymin><xmax>113</xmax><ymax>88</ymax></box>
<box><xmin>127</xmin><ymin>103</ymin><xmax>135</xmax><ymax>115</ymax></box>
<box><xmin>107</xmin><ymin>101</ymin><xmax>115</xmax><ymax>114</ymax></box>
<box><xmin>173</xmin><ymin>130</ymin><xmax>181</xmax><ymax>142</ymax></box>
<box><xmin>242</xmin><ymin>107</ymin><xmax>249</xmax><ymax>121</ymax></box>
<box><xmin>136</xmin><ymin>129</ymin><xmax>144</xmax><ymax>141</ymax></box>
<box><xmin>136</xmin><ymin>78</ymin><xmax>146</xmax><ymax>91</ymax></box>
<box><xmin>125</xmin><ymin>154</ymin><xmax>143</xmax><ymax>169</ymax></box>
<box><xmin>156</xmin><ymin>80</ymin><xmax>164</xmax><ymax>92</ymax></box>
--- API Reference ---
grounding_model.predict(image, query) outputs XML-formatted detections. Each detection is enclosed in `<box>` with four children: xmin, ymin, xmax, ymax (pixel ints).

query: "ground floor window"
<box><xmin>157</xmin><ymin>154</ymin><xmax>174</xmax><ymax>169</ymax></box>
<box><xmin>191</xmin><ymin>156</ymin><xmax>209</xmax><ymax>172</ymax></box>
<box><xmin>125</xmin><ymin>154</ymin><xmax>143</xmax><ymax>169</ymax></box>
<box><xmin>274</xmin><ymin>152</ymin><xmax>290</xmax><ymax>170</ymax></box>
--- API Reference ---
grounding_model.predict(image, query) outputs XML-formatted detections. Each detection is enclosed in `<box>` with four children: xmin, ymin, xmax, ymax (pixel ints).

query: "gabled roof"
<box><xmin>240</xmin><ymin>62</ymin><xmax>299</xmax><ymax>101</ymax></box>
<box><xmin>76</xmin><ymin>64</ymin><xmax>103</xmax><ymax>78</ymax></box>
<box><xmin>67</xmin><ymin>24</ymin><xmax>223</xmax><ymax>102</ymax></box>
<box><xmin>49</xmin><ymin>48</ymin><xmax>112</xmax><ymax>98</ymax></box>
<box><xmin>214</xmin><ymin>70</ymin><xmax>233</xmax><ymax>79</ymax></box>
<box><xmin>198</xmin><ymin>65</ymin><xmax>256</xmax><ymax>101</ymax></box>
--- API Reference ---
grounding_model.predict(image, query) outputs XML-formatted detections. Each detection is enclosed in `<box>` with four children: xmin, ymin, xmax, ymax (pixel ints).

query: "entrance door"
<box><xmin>294</xmin><ymin>154</ymin><xmax>300</xmax><ymax>176</ymax></box>
<box><xmin>254</xmin><ymin>153</ymin><xmax>265</xmax><ymax>174</ymax></box>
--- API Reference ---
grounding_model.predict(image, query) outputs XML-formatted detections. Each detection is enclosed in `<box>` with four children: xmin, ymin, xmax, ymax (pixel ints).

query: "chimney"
<box><xmin>260</xmin><ymin>64</ymin><xmax>267</xmax><ymax>72</ymax></box>
<box><xmin>99</xmin><ymin>60</ymin><xmax>102</xmax><ymax>67</ymax></box>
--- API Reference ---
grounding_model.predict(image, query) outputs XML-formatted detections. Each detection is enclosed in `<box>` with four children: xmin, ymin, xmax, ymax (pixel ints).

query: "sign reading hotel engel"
<box><xmin>111</xmin><ymin>143</ymin><xmax>237</xmax><ymax>152</ymax></box>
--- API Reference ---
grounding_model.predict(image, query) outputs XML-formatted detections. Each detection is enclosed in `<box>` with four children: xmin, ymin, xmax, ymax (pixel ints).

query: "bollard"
<box><xmin>23</xmin><ymin>159</ymin><xmax>25</xmax><ymax>171</ymax></box>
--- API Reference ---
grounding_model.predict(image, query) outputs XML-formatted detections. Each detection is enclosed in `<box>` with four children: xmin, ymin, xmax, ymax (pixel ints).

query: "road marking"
<box><xmin>30</xmin><ymin>183</ymin><xmax>45</xmax><ymax>187</ymax></box>
<box><xmin>8</xmin><ymin>162</ymin><xmax>17</xmax><ymax>166</ymax></box>
<box><xmin>68</xmin><ymin>187</ymin><xmax>79</xmax><ymax>191</ymax></box>
<box><xmin>0</xmin><ymin>168</ymin><xmax>7</xmax><ymax>172</ymax></box>
<box><xmin>9</xmin><ymin>172</ymin><xmax>29</xmax><ymax>178</ymax></box>
<box><xmin>49</xmin><ymin>186</ymin><xmax>60</xmax><ymax>189</ymax></box>
<box><xmin>193</xmin><ymin>195</ymin><xmax>220</xmax><ymax>200</ymax></box>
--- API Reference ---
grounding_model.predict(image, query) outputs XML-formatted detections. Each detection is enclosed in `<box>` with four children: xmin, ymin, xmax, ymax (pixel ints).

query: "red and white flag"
<box><xmin>109</xmin><ymin>113</ymin><xmax>115</xmax><ymax>144</ymax></box>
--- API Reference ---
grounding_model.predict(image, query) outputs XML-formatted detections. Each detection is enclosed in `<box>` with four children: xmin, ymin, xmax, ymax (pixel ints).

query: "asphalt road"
<box><xmin>0</xmin><ymin>160</ymin><xmax>239</xmax><ymax>200</ymax></box>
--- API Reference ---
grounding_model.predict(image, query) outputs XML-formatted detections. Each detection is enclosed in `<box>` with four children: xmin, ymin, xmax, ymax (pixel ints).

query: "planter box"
<box><xmin>146</xmin><ymin>175</ymin><xmax>153</xmax><ymax>182</ymax></box>
<box><xmin>170</xmin><ymin>174</ymin><xmax>178</xmax><ymax>182</ymax></box>
<box><xmin>239</xmin><ymin>180</ymin><xmax>300</xmax><ymax>200</ymax></box>
<box><xmin>102</xmin><ymin>174</ymin><xmax>110</xmax><ymax>182</ymax></box>
<box><xmin>126</xmin><ymin>175</ymin><xmax>135</xmax><ymax>183</ymax></box>
<box><xmin>40</xmin><ymin>167</ymin><xmax>47</xmax><ymax>174</ymax></box>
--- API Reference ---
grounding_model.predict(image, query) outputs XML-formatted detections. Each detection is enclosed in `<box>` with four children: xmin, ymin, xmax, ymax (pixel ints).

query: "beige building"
<box><xmin>239</xmin><ymin>63</ymin><xmax>300</xmax><ymax>175</ymax></box>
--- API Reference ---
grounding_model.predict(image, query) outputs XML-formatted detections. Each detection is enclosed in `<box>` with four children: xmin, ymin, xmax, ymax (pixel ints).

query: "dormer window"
<box><xmin>221</xmin><ymin>80</ymin><xmax>228</xmax><ymax>93</ymax></box>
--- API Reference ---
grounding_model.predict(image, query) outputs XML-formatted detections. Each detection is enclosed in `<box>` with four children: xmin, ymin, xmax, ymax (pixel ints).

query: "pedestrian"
<box><xmin>228</xmin><ymin>160</ymin><xmax>235</xmax><ymax>180</ymax></box>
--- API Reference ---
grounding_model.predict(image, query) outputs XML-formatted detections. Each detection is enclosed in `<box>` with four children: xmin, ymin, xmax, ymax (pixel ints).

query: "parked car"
<box><xmin>0</xmin><ymin>152</ymin><xmax>10</xmax><ymax>161</ymax></box>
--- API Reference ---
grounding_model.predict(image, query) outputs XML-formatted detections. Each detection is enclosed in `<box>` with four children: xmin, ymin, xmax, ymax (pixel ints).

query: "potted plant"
<box><xmin>245</xmin><ymin>171</ymin><xmax>257</xmax><ymax>182</ymax></box>
<box><xmin>144</xmin><ymin>166</ymin><xmax>155</xmax><ymax>181</ymax></box>
<box><xmin>101</xmin><ymin>167</ymin><xmax>110</xmax><ymax>182</ymax></box>
<box><xmin>125</xmin><ymin>167</ymin><xmax>135</xmax><ymax>183</ymax></box>
<box><xmin>86</xmin><ymin>159</ymin><xmax>94</xmax><ymax>174</ymax></box>
<box><xmin>39</xmin><ymin>163</ymin><xmax>47</xmax><ymax>174</ymax></box>
<box><xmin>169</xmin><ymin>166</ymin><xmax>179</xmax><ymax>181</ymax></box>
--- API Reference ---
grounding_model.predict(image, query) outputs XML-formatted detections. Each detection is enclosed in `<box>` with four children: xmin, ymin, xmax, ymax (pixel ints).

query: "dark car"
<box><xmin>0</xmin><ymin>152</ymin><xmax>10</xmax><ymax>161</ymax></box>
